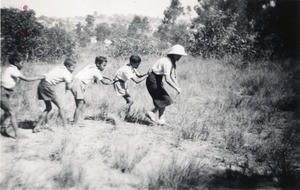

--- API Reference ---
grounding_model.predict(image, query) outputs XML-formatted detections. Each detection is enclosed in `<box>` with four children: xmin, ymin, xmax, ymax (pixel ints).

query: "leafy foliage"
<box><xmin>127</xmin><ymin>16</ymin><xmax>150</xmax><ymax>37</ymax></box>
<box><xmin>107</xmin><ymin>36</ymin><xmax>170</xmax><ymax>57</ymax></box>
<box><xmin>95</xmin><ymin>23</ymin><xmax>111</xmax><ymax>42</ymax></box>
<box><xmin>188</xmin><ymin>0</ymin><xmax>299</xmax><ymax>59</ymax></box>
<box><xmin>1</xmin><ymin>8</ymin><xmax>75</xmax><ymax>62</ymax></box>
<box><xmin>1</xmin><ymin>8</ymin><xmax>43</xmax><ymax>62</ymax></box>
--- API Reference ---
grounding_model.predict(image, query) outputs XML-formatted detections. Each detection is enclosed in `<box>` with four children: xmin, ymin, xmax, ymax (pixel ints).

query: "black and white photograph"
<box><xmin>0</xmin><ymin>0</ymin><xmax>299</xmax><ymax>189</ymax></box>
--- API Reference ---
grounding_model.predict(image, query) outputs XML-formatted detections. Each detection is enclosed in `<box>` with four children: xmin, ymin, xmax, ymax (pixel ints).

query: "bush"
<box><xmin>1</xmin><ymin>8</ymin><xmax>43</xmax><ymax>63</ymax></box>
<box><xmin>147</xmin><ymin>157</ymin><xmax>206</xmax><ymax>189</ymax></box>
<box><xmin>107</xmin><ymin>36</ymin><xmax>170</xmax><ymax>57</ymax></box>
<box><xmin>1</xmin><ymin>8</ymin><xmax>76</xmax><ymax>62</ymax></box>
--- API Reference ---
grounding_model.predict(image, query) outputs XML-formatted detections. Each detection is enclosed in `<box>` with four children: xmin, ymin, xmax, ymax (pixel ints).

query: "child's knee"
<box><xmin>45</xmin><ymin>105</ymin><xmax>52</xmax><ymax>112</ymax></box>
<box><xmin>4</xmin><ymin>110</ymin><xmax>14</xmax><ymax>117</ymax></box>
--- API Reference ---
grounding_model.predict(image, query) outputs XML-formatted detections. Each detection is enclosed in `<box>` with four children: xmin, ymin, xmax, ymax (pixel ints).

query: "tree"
<box><xmin>85</xmin><ymin>14</ymin><xmax>95</xmax><ymax>28</ymax></box>
<box><xmin>127</xmin><ymin>16</ymin><xmax>150</xmax><ymax>37</ymax></box>
<box><xmin>1</xmin><ymin>8</ymin><xmax>43</xmax><ymax>62</ymax></box>
<box><xmin>95</xmin><ymin>23</ymin><xmax>111</xmax><ymax>42</ymax></box>
<box><xmin>155</xmin><ymin>0</ymin><xmax>184</xmax><ymax>41</ymax></box>
<box><xmin>189</xmin><ymin>0</ymin><xmax>299</xmax><ymax>59</ymax></box>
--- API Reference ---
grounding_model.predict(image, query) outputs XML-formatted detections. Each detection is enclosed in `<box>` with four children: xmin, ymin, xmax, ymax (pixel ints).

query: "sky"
<box><xmin>1</xmin><ymin>0</ymin><xmax>198</xmax><ymax>18</ymax></box>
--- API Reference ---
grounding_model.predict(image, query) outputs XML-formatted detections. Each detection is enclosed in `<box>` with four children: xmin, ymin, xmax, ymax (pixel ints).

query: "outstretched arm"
<box><xmin>100</xmin><ymin>76</ymin><xmax>115</xmax><ymax>85</ymax></box>
<box><xmin>131</xmin><ymin>72</ymin><xmax>150</xmax><ymax>84</ymax></box>
<box><xmin>19</xmin><ymin>75</ymin><xmax>44</xmax><ymax>82</ymax></box>
<box><xmin>131</xmin><ymin>69</ymin><xmax>151</xmax><ymax>84</ymax></box>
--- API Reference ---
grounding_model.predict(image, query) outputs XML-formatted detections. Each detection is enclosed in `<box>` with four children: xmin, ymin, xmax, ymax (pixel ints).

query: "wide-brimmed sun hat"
<box><xmin>167</xmin><ymin>44</ymin><xmax>187</xmax><ymax>56</ymax></box>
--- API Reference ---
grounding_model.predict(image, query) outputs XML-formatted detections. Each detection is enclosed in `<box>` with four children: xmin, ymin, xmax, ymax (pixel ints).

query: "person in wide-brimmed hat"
<box><xmin>145</xmin><ymin>44</ymin><xmax>187</xmax><ymax>125</ymax></box>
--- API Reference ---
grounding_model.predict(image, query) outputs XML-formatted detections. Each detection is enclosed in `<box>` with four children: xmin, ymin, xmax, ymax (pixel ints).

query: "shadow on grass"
<box><xmin>124</xmin><ymin>114</ymin><xmax>153</xmax><ymax>126</ymax></box>
<box><xmin>19</xmin><ymin>120</ymin><xmax>35</xmax><ymax>129</ymax></box>
<box><xmin>85</xmin><ymin>113</ymin><xmax>153</xmax><ymax>126</ymax></box>
<box><xmin>207</xmin><ymin>169</ymin><xmax>278</xmax><ymax>189</ymax></box>
<box><xmin>85</xmin><ymin>115</ymin><xmax>117</xmax><ymax>126</ymax></box>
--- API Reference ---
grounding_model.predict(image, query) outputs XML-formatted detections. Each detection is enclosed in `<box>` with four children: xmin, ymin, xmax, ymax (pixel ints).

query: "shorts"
<box><xmin>37</xmin><ymin>79</ymin><xmax>58</xmax><ymax>101</ymax></box>
<box><xmin>114</xmin><ymin>81</ymin><xmax>130</xmax><ymax>97</ymax></box>
<box><xmin>0</xmin><ymin>87</ymin><xmax>14</xmax><ymax>112</ymax></box>
<box><xmin>70</xmin><ymin>79</ymin><xmax>85</xmax><ymax>100</ymax></box>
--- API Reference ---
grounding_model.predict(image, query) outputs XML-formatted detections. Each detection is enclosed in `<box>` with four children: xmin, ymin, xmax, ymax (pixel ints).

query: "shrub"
<box><xmin>107</xmin><ymin>36</ymin><xmax>170</xmax><ymax>57</ymax></box>
<box><xmin>147</xmin><ymin>157</ymin><xmax>206</xmax><ymax>189</ymax></box>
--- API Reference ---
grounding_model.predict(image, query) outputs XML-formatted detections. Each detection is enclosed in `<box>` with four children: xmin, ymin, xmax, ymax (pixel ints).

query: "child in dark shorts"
<box><xmin>1</xmin><ymin>52</ymin><xmax>44</xmax><ymax>138</ymax></box>
<box><xmin>33</xmin><ymin>58</ymin><xmax>76</xmax><ymax>133</ymax></box>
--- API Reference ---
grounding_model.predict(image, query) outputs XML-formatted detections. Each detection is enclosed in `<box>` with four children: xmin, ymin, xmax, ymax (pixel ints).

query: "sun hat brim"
<box><xmin>167</xmin><ymin>44</ymin><xmax>188</xmax><ymax>56</ymax></box>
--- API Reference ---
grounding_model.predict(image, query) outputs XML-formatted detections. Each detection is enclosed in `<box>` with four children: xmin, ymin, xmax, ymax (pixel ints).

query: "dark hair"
<box><xmin>95</xmin><ymin>56</ymin><xmax>107</xmax><ymax>65</ymax></box>
<box><xmin>129</xmin><ymin>55</ymin><xmax>141</xmax><ymax>64</ymax></box>
<box><xmin>167</xmin><ymin>54</ymin><xmax>176</xmax><ymax>69</ymax></box>
<box><xmin>64</xmin><ymin>57</ymin><xmax>76</xmax><ymax>67</ymax></box>
<box><xmin>8</xmin><ymin>52</ymin><xmax>23</xmax><ymax>65</ymax></box>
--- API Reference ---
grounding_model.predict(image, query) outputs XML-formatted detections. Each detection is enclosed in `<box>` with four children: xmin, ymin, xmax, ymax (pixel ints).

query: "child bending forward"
<box><xmin>113</xmin><ymin>55</ymin><xmax>150</xmax><ymax>113</ymax></box>
<box><xmin>70</xmin><ymin>56</ymin><xmax>113</xmax><ymax>126</ymax></box>
<box><xmin>33</xmin><ymin>58</ymin><xmax>76</xmax><ymax>133</ymax></box>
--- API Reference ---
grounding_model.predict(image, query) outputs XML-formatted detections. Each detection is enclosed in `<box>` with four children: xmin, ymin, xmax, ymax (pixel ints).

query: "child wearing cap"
<box><xmin>1</xmin><ymin>52</ymin><xmax>44</xmax><ymax>138</ymax></box>
<box><xmin>113</xmin><ymin>55</ymin><xmax>150</xmax><ymax>114</ymax></box>
<box><xmin>145</xmin><ymin>44</ymin><xmax>187</xmax><ymax>125</ymax></box>
<box><xmin>33</xmin><ymin>58</ymin><xmax>76</xmax><ymax>133</ymax></box>
<box><xmin>70</xmin><ymin>56</ymin><xmax>114</xmax><ymax>126</ymax></box>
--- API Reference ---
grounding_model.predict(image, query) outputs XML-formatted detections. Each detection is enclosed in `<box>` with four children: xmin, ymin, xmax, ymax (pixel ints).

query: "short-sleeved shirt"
<box><xmin>1</xmin><ymin>65</ymin><xmax>22</xmax><ymax>89</ymax></box>
<box><xmin>43</xmin><ymin>66</ymin><xmax>73</xmax><ymax>85</ymax></box>
<box><xmin>115</xmin><ymin>65</ymin><xmax>137</xmax><ymax>82</ymax></box>
<box><xmin>74</xmin><ymin>64</ymin><xmax>103</xmax><ymax>85</ymax></box>
<box><xmin>152</xmin><ymin>57</ymin><xmax>174</xmax><ymax>76</ymax></box>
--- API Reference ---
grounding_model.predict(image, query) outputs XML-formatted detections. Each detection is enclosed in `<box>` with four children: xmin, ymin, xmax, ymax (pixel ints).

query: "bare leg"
<box><xmin>0</xmin><ymin>113</ymin><xmax>9</xmax><ymax>133</ymax></box>
<box><xmin>1</xmin><ymin>98</ymin><xmax>19</xmax><ymax>138</ymax></box>
<box><xmin>123</xmin><ymin>95</ymin><xmax>133</xmax><ymax>113</ymax></box>
<box><xmin>158</xmin><ymin>107</ymin><xmax>165</xmax><ymax>119</ymax></box>
<box><xmin>9</xmin><ymin>111</ymin><xmax>19</xmax><ymax>138</ymax></box>
<box><xmin>51</xmin><ymin>98</ymin><xmax>67</xmax><ymax>127</ymax></box>
<box><xmin>151</xmin><ymin>107</ymin><xmax>159</xmax><ymax>114</ymax></box>
<box><xmin>73</xmin><ymin>99</ymin><xmax>85</xmax><ymax>124</ymax></box>
<box><xmin>157</xmin><ymin>107</ymin><xmax>166</xmax><ymax>125</ymax></box>
<box><xmin>146</xmin><ymin>106</ymin><xmax>159</xmax><ymax>122</ymax></box>
<box><xmin>33</xmin><ymin>101</ymin><xmax>52</xmax><ymax>133</ymax></box>
<box><xmin>0</xmin><ymin>112</ymin><xmax>9</xmax><ymax>125</ymax></box>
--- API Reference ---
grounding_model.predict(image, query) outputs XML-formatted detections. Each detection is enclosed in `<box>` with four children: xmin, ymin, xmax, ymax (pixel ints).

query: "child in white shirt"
<box><xmin>33</xmin><ymin>58</ymin><xmax>76</xmax><ymax>133</ymax></box>
<box><xmin>114</xmin><ymin>55</ymin><xmax>150</xmax><ymax>113</ymax></box>
<box><xmin>1</xmin><ymin>52</ymin><xmax>44</xmax><ymax>138</ymax></box>
<box><xmin>70</xmin><ymin>56</ymin><xmax>113</xmax><ymax>126</ymax></box>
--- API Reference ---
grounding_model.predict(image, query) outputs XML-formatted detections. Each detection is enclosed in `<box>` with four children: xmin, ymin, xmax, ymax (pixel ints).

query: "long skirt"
<box><xmin>146</xmin><ymin>72</ymin><xmax>172</xmax><ymax>108</ymax></box>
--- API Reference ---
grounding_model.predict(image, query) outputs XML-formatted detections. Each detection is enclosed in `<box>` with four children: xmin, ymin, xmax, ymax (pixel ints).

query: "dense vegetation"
<box><xmin>1</xmin><ymin>0</ymin><xmax>299</xmax><ymax>61</ymax></box>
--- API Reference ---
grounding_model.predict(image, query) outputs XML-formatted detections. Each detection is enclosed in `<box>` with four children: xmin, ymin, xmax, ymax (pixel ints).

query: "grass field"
<box><xmin>1</xmin><ymin>47</ymin><xmax>299</xmax><ymax>189</ymax></box>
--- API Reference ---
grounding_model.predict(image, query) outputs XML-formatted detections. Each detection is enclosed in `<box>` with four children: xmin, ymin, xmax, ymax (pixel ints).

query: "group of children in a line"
<box><xmin>0</xmin><ymin>44</ymin><xmax>187</xmax><ymax>139</ymax></box>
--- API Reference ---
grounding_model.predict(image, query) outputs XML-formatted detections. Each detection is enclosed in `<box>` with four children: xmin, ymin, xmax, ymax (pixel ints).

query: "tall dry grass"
<box><xmin>1</xmin><ymin>46</ymin><xmax>299</xmax><ymax>189</ymax></box>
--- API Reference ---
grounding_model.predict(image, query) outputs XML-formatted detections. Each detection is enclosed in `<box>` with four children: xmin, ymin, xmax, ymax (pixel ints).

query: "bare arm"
<box><xmin>98</xmin><ymin>76</ymin><xmax>114</xmax><ymax>85</ymax></box>
<box><xmin>165</xmin><ymin>74</ymin><xmax>181</xmax><ymax>94</ymax></box>
<box><xmin>100</xmin><ymin>80</ymin><xmax>114</xmax><ymax>85</ymax></box>
<box><xmin>18</xmin><ymin>75</ymin><xmax>44</xmax><ymax>82</ymax></box>
<box><xmin>65</xmin><ymin>82</ymin><xmax>72</xmax><ymax>90</ymax></box>
<box><xmin>131</xmin><ymin>69</ymin><xmax>151</xmax><ymax>84</ymax></box>
<box><xmin>171</xmin><ymin>69</ymin><xmax>179</xmax><ymax>86</ymax></box>
<box><xmin>131</xmin><ymin>73</ymin><xmax>149</xmax><ymax>84</ymax></box>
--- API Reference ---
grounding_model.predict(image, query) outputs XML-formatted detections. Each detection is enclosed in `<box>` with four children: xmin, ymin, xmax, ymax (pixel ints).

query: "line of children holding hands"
<box><xmin>1</xmin><ymin>44</ymin><xmax>187</xmax><ymax>139</ymax></box>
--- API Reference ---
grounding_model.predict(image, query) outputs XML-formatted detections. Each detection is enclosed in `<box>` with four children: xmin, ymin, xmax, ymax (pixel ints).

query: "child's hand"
<box><xmin>147</xmin><ymin>69</ymin><xmax>152</xmax><ymax>75</ymax></box>
<box><xmin>176</xmin><ymin>87</ymin><xmax>182</xmax><ymax>94</ymax></box>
